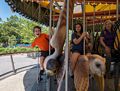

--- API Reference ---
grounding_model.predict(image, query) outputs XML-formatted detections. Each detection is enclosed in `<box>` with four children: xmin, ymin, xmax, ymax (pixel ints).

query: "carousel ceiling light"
<box><xmin>114</xmin><ymin>15</ymin><xmax>116</xmax><ymax>17</ymax></box>
<box><xmin>88</xmin><ymin>2</ymin><xmax>90</xmax><ymax>5</ymax></box>
<box><xmin>8</xmin><ymin>1</ymin><xmax>12</xmax><ymax>5</ymax></box>
<box><xmin>105</xmin><ymin>3</ymin><xmax>108</xmax><ymax>5</ymax></box>
<box><xmin>11</xmin><ymin>5</ymin><xmax>14</xmax><ymax>8</ymax></box>
<box><xmin>90</xmin><ymin>2</ymin><xmax>99</xmax><ymax>7</ymax></box>
<box><xmin>21</xmin><ymin>0</ymin><xmax>24</xmax><ymax>2</ymax></box>
<box><xmin>13</xmin><ymin>7</ymin><xmax>16</xmax><ymax>10</ymax></box>
<box><xmin>36</xmin><ymin>0</ymin><xmax>39</xmax><ymax>3</ymax></box>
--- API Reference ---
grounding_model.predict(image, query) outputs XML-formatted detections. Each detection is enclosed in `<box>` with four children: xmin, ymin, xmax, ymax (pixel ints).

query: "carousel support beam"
<box><xmin>49</xmin><ymin>0</ymin><xmax>53</xmax><ymax>55</ymax></box>
<box><xmin>65</xmin><ymin>0</ymin><xmax>69</xmax><ymax>90</ymax></box>
<box><xmin>47</xmin><ymin>1</ymin><xmax>53</xmax><ymax>91</ymax></box>
<box><xmin>109</xmin><ymin>4</ymin><xmax>111</xmax><ymax>18</ymax></box>
<box><xmin>82</xmin><ymin>0</ymin><xmax>86</xmax><ymax>54</ymax></box>
<box><xmin>116</xmin><ymin>0</ymin><xmax>119</xmax><ymax>20</ymax></box>
<box><xmin>90</xmin><ymin>2</ymin><xmax>99</xmax><ymax>50</ymax></box>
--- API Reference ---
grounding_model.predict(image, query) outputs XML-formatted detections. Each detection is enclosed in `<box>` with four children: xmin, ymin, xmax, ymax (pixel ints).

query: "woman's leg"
<box><xmin>70</xmin><ymin>52</ymin><xmax>80</xmax><ymax>72</ymax></box>
<box><xmin>105</xmin><ymin>49</ymin><xmax>111</xmax><ymax>78</ymax></box>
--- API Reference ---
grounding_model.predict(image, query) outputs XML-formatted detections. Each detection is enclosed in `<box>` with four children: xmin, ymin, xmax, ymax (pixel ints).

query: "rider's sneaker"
<box><xmin>38</xmin><ymin>70</ymin><xmax>44</xmax><ymax>82</ymax></box>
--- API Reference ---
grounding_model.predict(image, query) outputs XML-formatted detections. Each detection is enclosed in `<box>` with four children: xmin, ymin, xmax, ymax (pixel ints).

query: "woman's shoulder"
<box><xmin>72</xmin><ymin>32</ymin><xmax>77</xmax><ymax>36</ymax></box>
<box><xmin>71</xmin><ymin>32</ymin><xmax>76</xmax><ymax>37</ymax></box>
<box><xmin>100</xmin><ymin>30</ymin><xmax>106</xmax><ymax>35</ymax></box>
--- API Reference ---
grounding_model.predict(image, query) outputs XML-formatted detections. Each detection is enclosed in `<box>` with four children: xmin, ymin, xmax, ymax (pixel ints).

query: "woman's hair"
<box><xmin>33</xmin><ymin>26</ymin><xmax>41</xmax><ymax>32</ymax></box>
<box><xmin>103</xmin><ymin>20</ymin><xmax>113</xmax><ymax>31</ymax></box>
<box><xmin>74</xmin><ymin>23</ymin><xmax>83</xmax><ymax>34</ymax></box>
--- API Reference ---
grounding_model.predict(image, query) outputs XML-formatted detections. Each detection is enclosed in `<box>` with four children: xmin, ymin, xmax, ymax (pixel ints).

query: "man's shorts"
<box><xmin>40</xmin><ymin>49</ymin><xmax>55</xmax><ymax>57</ymax></box>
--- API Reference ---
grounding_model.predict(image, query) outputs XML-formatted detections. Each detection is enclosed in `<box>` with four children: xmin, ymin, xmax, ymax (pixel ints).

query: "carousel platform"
<box><xmin>0</xmin><ymin>66</ymin><xmax>75</xmax><ymax>91</ymax></box>
<box><xmin>0</xmin><ymin>66</ymin><xmax>119</xmax><ymax>91</ymax></box>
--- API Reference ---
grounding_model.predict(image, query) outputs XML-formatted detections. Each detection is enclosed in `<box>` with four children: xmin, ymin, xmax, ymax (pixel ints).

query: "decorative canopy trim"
<box><xmin>5</xmin><ymin>0</ymin><xmax>120</xmax><ymax>25</ymax></box>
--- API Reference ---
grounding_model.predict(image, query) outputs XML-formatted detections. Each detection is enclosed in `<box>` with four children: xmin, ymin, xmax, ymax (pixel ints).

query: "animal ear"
<box><xmin>102</xmin><ymin>58</ymin><xmax>106</xmax><ymax>63</ymax></box>
<box><xmin>86</xmin><ymin>54</ymin><xmax>95</xmax><ymax>61</ymax></box>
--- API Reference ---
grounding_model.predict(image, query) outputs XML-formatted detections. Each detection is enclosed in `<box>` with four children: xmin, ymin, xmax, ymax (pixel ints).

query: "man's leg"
<box><xmin>39</xmin><ymin>56</ymin><xmax>45</xmax><ymax>71</ymax></box>
<box><xmin>38</xmin><ymin>56</ymin><xmax>45</xmax><ymax>82</ymax></box>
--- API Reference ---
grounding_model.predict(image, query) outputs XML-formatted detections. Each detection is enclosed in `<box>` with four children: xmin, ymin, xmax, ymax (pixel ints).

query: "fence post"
<box><xmin>10</xmin><ymin>54</ymin><xmax>16</xmax><ymax>74</ymax></box>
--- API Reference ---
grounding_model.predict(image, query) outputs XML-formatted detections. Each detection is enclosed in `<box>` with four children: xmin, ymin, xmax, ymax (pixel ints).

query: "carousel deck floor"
<box><xmin>31</xmin><ymin>73</ymin><xmax>120</xmax><ymax>91</ymax></box>
<box><xmin>31</xmin><ymin>73</ymin><xmax>76</xmax><ymax>91</ymax></box>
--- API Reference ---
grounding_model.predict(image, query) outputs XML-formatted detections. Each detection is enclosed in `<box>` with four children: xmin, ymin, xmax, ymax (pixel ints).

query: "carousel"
<box><xmin>5</xmin><ymin>0</ymin><xmax>120</xmax><ymax>91</ymax></box>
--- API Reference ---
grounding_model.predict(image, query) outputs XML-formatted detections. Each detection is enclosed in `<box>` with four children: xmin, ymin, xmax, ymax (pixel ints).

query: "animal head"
<box><xmin>88</xmin><ymin>54</ymin><xmax>106</xmax><ymax>77</ymax></box>
<box><xmin>44</xmin><ymin>58</ymin><xmax>60</xmax><ymax>76</ymax></box>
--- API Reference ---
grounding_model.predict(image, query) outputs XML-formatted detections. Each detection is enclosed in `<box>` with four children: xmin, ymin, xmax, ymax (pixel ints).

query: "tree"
<box><xmin>0</xmin><ymin>15</ymin><xmax>49</xmax><ymax>47</ymax></box>
<box><xmin>8</xmin><ymin>35</ymin><xmax>16</xmax><ymax>47</ymax></box>
<box><xmin>0</xmin><ymin>18</ymin><xmax>2</xmax><ymax>22</ymax></box>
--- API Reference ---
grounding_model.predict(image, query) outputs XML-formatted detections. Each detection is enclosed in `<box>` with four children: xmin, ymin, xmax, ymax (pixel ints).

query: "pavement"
<box><xmin>0</xmin><ymin>53</ymin><xmax>57</xmax><ymax>91</ymax></box>
<box><xmin>0</xmin><ymin>53</ymin><xmax>37</xmax><ymax>77</ymax></box>
<box><xmin>0</xmin><ymin>53</ymin><xmax>39</xmax><ymax>91</ymax></box>
<box><xmin>0</xmin><ymin>67</ymin><xmax>39</xmax><ymax>91</ymax></box>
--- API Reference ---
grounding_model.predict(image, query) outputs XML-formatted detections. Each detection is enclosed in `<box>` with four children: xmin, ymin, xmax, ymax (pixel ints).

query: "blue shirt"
<box><xmin>71</xmin><ymin>33</ymin><xmax>83</xmax><ymax>54</ymax></box>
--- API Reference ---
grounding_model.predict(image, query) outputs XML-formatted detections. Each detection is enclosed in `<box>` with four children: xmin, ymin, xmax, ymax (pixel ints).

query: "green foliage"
<box><xmin>0</xmin><ymin>18</ymin><xmax>2</xmax><ymax>23</ymax></box>
<box><xmin>0</xmin><ymin>15</ymin><xmax>50</xmax><ymax>47</ymax></box>
<box><xmin>8</xmin><ymin>35</ymin><xmax>17</xmax><ymax>47</ymax></box>
<box><xmin>0</xmin><ymin>15</ymin><xmax>40</xmax><ymax>46</ymax></box>
<box><xmin>41</xmin><ymin>25</ymin><xmax>49</xmax><ymax>33</ymax></box>
<box><xmin>0</xmin><ymin>47</ymin><xmax>37</xmax><ymax>55</ymax></box>
<box><xmin>0</xmin><ymin>15</ymin><xmax>51</xmax><ymax>55</ymax></box>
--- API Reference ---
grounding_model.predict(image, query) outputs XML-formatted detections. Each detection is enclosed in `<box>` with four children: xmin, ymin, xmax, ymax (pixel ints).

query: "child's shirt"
<box><xmin>31</xmin><ymin>33</ymin><xmax>49</xmax><ymax>51</ymax></box>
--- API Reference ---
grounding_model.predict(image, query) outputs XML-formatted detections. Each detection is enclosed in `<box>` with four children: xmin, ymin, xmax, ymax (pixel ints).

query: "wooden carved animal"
<box><xmin>44</xmin><ymin>0</ymin><xmax>75</xmax><ymax>76</ymax></box>
<box><xmin>73</xmin><ymin>54</ymin><xmax>105</xmax><ymax>91</ymax></box>
<box><xmin>44</xmin><ymin>0</ymin><xmax>106</xmax><ymax>91</ymax></box>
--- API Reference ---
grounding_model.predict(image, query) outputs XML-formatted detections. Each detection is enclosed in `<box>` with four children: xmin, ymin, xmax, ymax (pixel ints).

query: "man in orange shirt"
<box><xmin>31</xmin><ymin>26</ymin><xmax>54</xmax><ymax>80</ymax></box>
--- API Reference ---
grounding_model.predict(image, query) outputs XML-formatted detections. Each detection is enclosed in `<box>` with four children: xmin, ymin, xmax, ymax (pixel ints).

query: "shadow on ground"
<box><xmin>23</xmin><ymin>66</ymin><xmax>39</xmax><ymax>91</ymax></box>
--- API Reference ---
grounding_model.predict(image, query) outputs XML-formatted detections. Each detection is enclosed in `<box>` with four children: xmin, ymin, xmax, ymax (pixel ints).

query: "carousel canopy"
<box><xmin>5</xmin><ymin>0</ymin><xmax>120</xmax><ymax>25</ymax></box>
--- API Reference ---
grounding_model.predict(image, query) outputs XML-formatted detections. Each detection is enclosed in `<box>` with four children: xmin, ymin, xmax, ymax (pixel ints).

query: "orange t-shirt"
<box><xmin>31</xmin><ymin>33</ymin><xmax>50</xmax><ymax>51</ymax></box>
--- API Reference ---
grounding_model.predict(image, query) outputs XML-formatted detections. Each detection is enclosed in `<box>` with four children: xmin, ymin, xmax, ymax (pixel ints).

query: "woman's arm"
<box><xmin>73</xmin><ymin>32</ymin><xmax>86</xmax><ymax>45</ymax></box>
<box><xmin>100</xmin><ymin>37</ymin><xmax>111</xmax><ymax>55</ymax></box>
<box><xmin>100</xmin><ymin>37</ymin><xmax>107</xmax><ymax>48</ymax></box>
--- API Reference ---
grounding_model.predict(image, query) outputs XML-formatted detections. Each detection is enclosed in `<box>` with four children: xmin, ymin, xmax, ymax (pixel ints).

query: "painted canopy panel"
<box><xmin>26</xmin><ymin>0</ymin><xmax>117</xmax><ymax>13</ymax></box>
<box><xmin>5</xmin><ymin>0</ymin><xmax>120</xmax><ymax>25</ymax></box>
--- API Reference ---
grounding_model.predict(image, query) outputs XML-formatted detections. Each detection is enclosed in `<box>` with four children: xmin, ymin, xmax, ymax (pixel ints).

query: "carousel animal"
<box><xmin>44</xmin><ymin>0</ymin><xmax>75</xmax><ymax>76</ymax></box>
<box><xmin>43</xmin><ymin>0</ymin><xmax>106</xmax><ymax>91</ymax></box>
<box><xmin>73</xmin><ymin>54</ymin><xmax>105</xmax><ymax>91</ymax></box>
